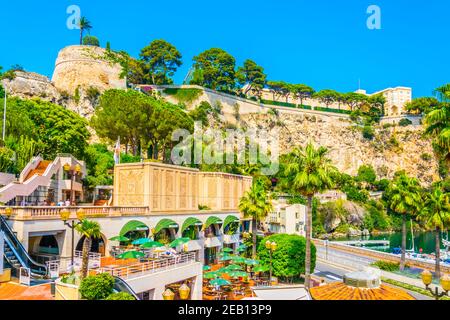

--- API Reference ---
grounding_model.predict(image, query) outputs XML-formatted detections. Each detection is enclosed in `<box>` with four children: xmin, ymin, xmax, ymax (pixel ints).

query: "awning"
<box><xmin>204</xmin><ymin>237</ymin><xmax>222</xmax><ymax>248</ymax></box>
<box><xmin>119</xmin><ymin>220</ymin><xmax>149</xmax><ymax>236</ymax></box>
<box><xmin>181</xmin><ymin>217</ymin><xmax>203</xmax><ymax>233</ymax></box>
<box><xmin>204</xmin><ymin>216</ymin><xmax>223</xmax><ymax>229</ymax></box>
<box><xmin>223</xmin><ymin>215</ymin><xmax>239</xmax><ymax>229</ymax></box>
<box><xmin>154</xmin><ymin>218</ymin><xmax>179</xmax><ymax>234</ymax></box>
<box><xmin>187</xmin><ymin>240</ymin><xmax>202</xmax><ymax>251</ymax></box>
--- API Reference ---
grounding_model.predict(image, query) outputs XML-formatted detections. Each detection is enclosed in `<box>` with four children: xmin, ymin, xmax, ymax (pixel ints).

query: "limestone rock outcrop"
<box><xmin>1</xmin><ymin>71</ymin><xmax>61</xmax><ymax>104</ymax></box>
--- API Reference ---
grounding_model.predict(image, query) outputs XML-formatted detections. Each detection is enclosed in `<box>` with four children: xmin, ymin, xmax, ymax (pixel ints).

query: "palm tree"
<box><xmin>386</xmin><ymin>173</ymin><xmax>422</xmax><ymax>271</ymax></box>
<box><xmin>78</xmin><ymin>17</ymin><xmax>92</xmax><ymax>45</ymax></box>
<box><xmin>239</xmin><ymin>181</ymin><xmax>273</xmax><ymax>258</ymax></box>
<box><xmin>283</xmin><ymin>142</ymin><xmax>336</xmax><ymax>289</ymax></box>
<box><xmin>75</xmin><ymin>219</ymin><xmax>101</xmax><ymax>279</ymax></box>
<box><xmin>417</xmin><ymin>187</ymin><xmax>450</xmax><ymax>279</ymax></box>
<box><xmin>424</xmin><ymin>84</ymin><xmax>450</xmax><ymax>162</ymax></box>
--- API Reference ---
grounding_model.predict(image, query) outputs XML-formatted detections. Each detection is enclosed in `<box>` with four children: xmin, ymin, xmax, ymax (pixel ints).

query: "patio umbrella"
<box><xmin>221</xmin><ymin>247</ymin><xmax>234</xmax><ymax>253</ymax></box>
<box><xmin>109</xmin><ymin>235</ymin><xmax>129</xmax><ymax>242</ymax></box>
<box><xmin>244</xmin><ymin>259</ymin><xmax>260</xmax><ymax>266</ymax></box>
<box><xmin>203</xmin><ymin>265</ymin><xmax>212</xmax><ymax>271</ymax></box>
<box><xmin>236</xmin><ymin>244</ymin><xmax>247</xmax><ymax>252</ymax></box>
<box><xmin>219</xmin><ymin>255</ymin><xmax>233</xmax><ymax>262</ymax></box>
<box><xmin>253</xmin><ymin>265</ymin><xmax>269</xmax><ymax>273</ymax></box>
<box><xmin>169</xmin><ymin>237</ymin><xmax>190</xmax><ymax>248</ymax></box>
<box><xmin>226</xmin><ymin>264</ymin><xmax>243</xmax><ymax>271</ymax></box>
<box><xmin>216</xmin><ymin>267</ymin><xmax>229</xmax><ymax>274</ymax></box>
<box><xmin>140</xmin><ymin>241</ymin><xmax>164</xmax><ymax>249</ymax></box>
<box><xmin>210</xmin><ymin>278</ymin><xmax>231</xmax><ymax>287</ymax></box>
<box><xmin>117</xmin><ymin>251</ymin><xmax>145</xmax><ymax>259</ymax></box>
<box><xmin>132</xmin><ymin>238</ymin><xmax>151</xmax><ymax>245</ymax></box>
<box><xmin>204</xmin><ymin>271</ymin><xmax>221</xmax><ymax>279</ymax></box>
<box><xmin>230</xmin><ymin>256</ymin><xmax>246</xmax><ymax>263</ymax></box>
<box><xmin>227</xmin><ymin>271</ymin><xmax>248</xmax><ymax>278</ymax></box>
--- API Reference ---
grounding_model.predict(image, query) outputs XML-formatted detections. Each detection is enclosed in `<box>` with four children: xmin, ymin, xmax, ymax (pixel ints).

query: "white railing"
<box><xmin>0</xmin><ymin>206</ymin><xmax>150</xmax><ymax>219</ymax></box>
<box><xmin>45</xmin><ymin>251</ymin><xmax>101</xmax><ymax>276</ymax></box>
<box><xmin>96</xmin><ymin>252</ymin><xmax>197</xmax><ymax>280</ymax></box>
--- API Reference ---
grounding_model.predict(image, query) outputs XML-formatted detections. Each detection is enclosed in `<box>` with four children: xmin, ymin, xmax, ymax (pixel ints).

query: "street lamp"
<box><xmin>179</xmin><ymin>283</ymin><xmax>191</xmax><ymax>300</ymax></box>
<box><xmin>60</xmin><ymin>208</ymin><xmax>85</xmax><ymax>272</ymax></box>
<box><xmin>265</xmin><ymin>240</ymin><xmax>277</xmax><ymax>285</ymax></box>
<box><xmin>64</xmin><ymin>163</ymin><xmax>82</xmax><ymax>205</ymax></box>
<box><xmin>421</xmin><ymin>270</ymin><xmax>450</xmax><ymax>300</ymax></box>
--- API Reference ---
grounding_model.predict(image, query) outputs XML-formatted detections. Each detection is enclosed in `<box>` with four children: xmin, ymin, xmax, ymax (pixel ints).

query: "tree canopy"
<box><xmin>192</xmin><ymin>48</ymin><xmax>236</xmax><ymax>92</ymax></box>
<box><xmin>140</xmin><ymin>39</ymin><xmax>182</xmax><ymax>85</ymax></box>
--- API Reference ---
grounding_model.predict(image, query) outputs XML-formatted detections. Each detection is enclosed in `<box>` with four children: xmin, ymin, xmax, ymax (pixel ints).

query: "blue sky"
<box><xmin>0</xmin><ymin>0</ymin><xmax>448</xmax><ymax>97</ymax></box>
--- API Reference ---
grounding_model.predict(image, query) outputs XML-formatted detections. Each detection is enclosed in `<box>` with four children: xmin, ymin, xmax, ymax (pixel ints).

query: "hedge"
<box><xmin>257</xmin><ymin>234</ymin><xmax>316</xmax><ymax>280</ymax></box>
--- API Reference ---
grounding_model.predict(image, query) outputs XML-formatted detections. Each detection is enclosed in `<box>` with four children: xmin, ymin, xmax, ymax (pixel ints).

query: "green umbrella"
<box><xmin>226</xmin><ymin>264</ymin><xmax>243</xmax><ymax>271</ymax></box>
<box><xmin>204</xmin><ymin>271</ymin><xmax>221</xmax><ymax>279</ymax></box>
<box><xmin>109</xmin><ymin>235</ymin><xmax>129</xmax><ymax>242</ymax></box>
<box><xmin>230</xmin><ymin>256</ymin><xmax>246</xmax><ymax>263</ymax></box>
<box><xmin>216</xmin><ymin>267</ymin><xmax>229</xmax><ymax>274</ymax></box>
<box><xmin>244</xmin><ymin>259</ymin><xmax>260</xmax><ymax>266</ymax></box>
<box><xmin>209</xmin><ymin>278</ymin><xmax>231</xmax><ymax>287</ymax></box>
<box><xmin>227</xmin><ymin>271</ymin><xmax>248</xmax><ymax>278</ymax></box>
<box><xmin>219</xmin><ymin>255</ymin><xmax>233</xmax><ymax>262</ymax></box>
<box><xmin>140</xmin><ymin>241</ymin><xmax>164</xmax><ymax>249</ymax></box>
<box><xmin>169</xmin><ymin>237</ymin><xmax>190</xmax><ymax>248</ymax></box>
<box><xmin>253</xmin><ymin>265</ymin><xmax>269</xmax><ymax>273</ymax></box>
<box><xmin>117</xmin><ymin>251</ymin><xmax>145</xmax><ymax>259</ymax></box>
<box><xmin>221</xmin><ymin>247</ymin><xmax>234</xmax><ymax>253</ymax></box>
<box><xmin>132</xmin><ymin>238</ymin><xmax>151</xmax><ymax>245</ymax></box>
<box><xmin>203</xmin><ymin>265</ymin><xmax>212</xmax><ymax>271</ymax></box>
<box><xmin>236</xmin><ymin>244</ymin><xmax>247</xmax><ymax>252</ymax></box>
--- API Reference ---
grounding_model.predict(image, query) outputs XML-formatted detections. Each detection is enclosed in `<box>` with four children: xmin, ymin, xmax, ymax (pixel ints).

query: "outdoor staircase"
<box><xmin>24</xmin><ymin>160</ymin><xmax>52</xmax><ymax>182</ymax></box>
<box><xmin>0</xmin><ymin>156</ymin><xmax>60</xmax><ymax>204</ymax></box>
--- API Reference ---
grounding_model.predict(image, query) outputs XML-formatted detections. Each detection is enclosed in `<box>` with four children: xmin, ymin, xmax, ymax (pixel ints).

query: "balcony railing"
<box><xmin>0</xmin><ymin>206</ymin><xmax>150</xmax><ymax>219</ymax></box>
<box><xmin>95</xmin><ymin>252</ymin><xmax>197</xmax><ymax>280</ymax></box>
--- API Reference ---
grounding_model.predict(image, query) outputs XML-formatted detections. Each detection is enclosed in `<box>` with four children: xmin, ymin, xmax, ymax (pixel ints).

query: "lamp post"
<box><xmin>421</xmin><ymin>270</ymin><xmax>450</xmax><ymax>300</ymax></box>
<box><xmin>63</xmin><ymin>163</ymin><xmax>81</xmax><ymax>205</ymax></box>
<box><xmin>265</xmin><ymin>240</ymin><xmax>277</xmax><ymax>285</ymax></box>
<box><xmin>60</xmin><ymin>208</ymin><xmax>85</xmax><ymax>272</ymax></box>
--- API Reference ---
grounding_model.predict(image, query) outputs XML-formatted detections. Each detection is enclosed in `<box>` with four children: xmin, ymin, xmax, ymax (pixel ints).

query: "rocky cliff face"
<box><xmin>239</xmin><ymin>112</ymin><xmax>439</xmax><ymax>185</ymax></box>
<box><xmin>1</xmin><ymin>71</ymin><xmax>61</xmax><ymax>103</ymax></box>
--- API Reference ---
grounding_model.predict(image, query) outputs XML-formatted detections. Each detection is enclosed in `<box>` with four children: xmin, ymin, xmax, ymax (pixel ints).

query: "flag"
<box><xmin>113</xmin><ymin>137</ymin><xmax>120</xmax><ymax>165</ymax></box>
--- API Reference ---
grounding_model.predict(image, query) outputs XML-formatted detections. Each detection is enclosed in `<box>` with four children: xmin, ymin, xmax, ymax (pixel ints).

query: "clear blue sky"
<box><xmin>1</xmin><ymin>0</ymin><xmax>448</xmax><ymax>97</ymax></box>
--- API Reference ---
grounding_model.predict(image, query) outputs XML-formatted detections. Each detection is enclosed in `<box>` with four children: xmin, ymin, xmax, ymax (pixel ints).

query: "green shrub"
<box><xmin>370</xmin><ymin>260</ymin><xmax>400</xmax><ymax>272</ymax></box>
<box><xmin>79</xmin><ymin>273</ymin><xmax>115</xmax><ymax>300</ymax></box>
<box><xmin>104</xmin><ymin>292</ymin><xmax>135</xmax><ymax>300</ymax></box>
<box><xmin>258</xmin><ymin>234</ymin><xmax>316</xmax><ymax>280</ymax></box>
<box><xmin>83</xmin><ymin>35</ymin><xmax>100</xmax><ymax>47</ymax></box>
<box><xmin>421</xmin><ymin>153</ymin><xmax>432</xmax><ymax>161</ymax></box>
<box><xmin>362</xmin><ymin>126</ymin><xmax>375</xmax><ymax>140</ymax></box>
<box><xmin>398</xmin><ymin>118</ymin><xmax>412</xmax><ymax>127</ymax></box>
<box><xmin>343</xmin><ymin>185</ymin><xmax>368</xmax><ymax>203</ymax></box>
<box><xmin>334</xmin><ymin>224</ymin><xmax>351</xmax><ymax>234</ymax></box>
<box><xmin>163</xmin><ymin>88</ymin><xmax>202</xmax><ymax>104</ymax></box>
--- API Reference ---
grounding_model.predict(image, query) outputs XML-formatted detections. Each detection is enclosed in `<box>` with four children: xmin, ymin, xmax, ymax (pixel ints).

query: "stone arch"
<box><xmin>76</xmin><ymin>233</ymin><xmax>107</xmax><ymax>256</ymax></box>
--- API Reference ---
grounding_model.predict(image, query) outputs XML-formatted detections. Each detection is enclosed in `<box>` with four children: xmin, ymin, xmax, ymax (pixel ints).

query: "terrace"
<box><xmin>95</xmin><ymin>252</ymin><xmax>197</xmax><ymax>280</ymax></box>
